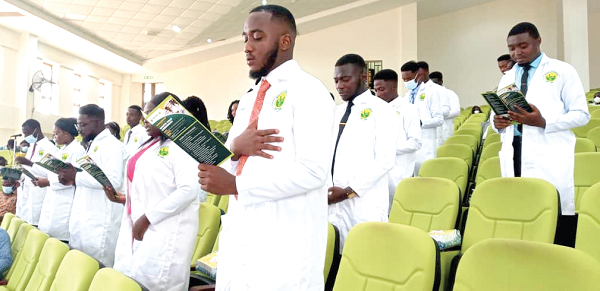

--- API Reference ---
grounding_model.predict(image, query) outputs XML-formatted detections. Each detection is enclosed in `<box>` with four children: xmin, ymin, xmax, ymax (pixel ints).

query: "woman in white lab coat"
<box><xmin>36</xmin><ymin>118</ymin><xmax>85</xmax><ymax>241</ymax></box>
<box><xmin>111</xmin><ymin>92</ymin><xmax>202</xmax><ymax>291</ymax></box>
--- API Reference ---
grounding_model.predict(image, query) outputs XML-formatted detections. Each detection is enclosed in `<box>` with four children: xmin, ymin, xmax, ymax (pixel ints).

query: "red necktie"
<box><xmin>234</xmin><ymin>79</ymin><xmax>270</xmax><ymax>198</ymax></box>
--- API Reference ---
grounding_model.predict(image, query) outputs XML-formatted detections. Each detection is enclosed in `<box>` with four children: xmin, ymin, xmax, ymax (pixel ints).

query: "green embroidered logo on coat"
<box><xmin>360</xmin><ymin>108</ymin><xmax>372</xmax><ymax>120</ymax></box>
<box><xmin>419</xmin><ymin>93</ymin><xmax>426</xmax><ymax>101</ymax></box>
<box><xmin>134</xmin><ymin>137</ymin><xmax>139</xmax><ymax>142</ymax></box>
<box><xmin>396</xmin><ymin>111</ymin><xmax>401</xmax><ymax>116</ymax></box>
<box><xmin>158</xmin><ymin>146</ymin><xmax>169</xmax><ymax>157</ymax></box>
<box><xmin>545</xmin><ymin>71</ymin><xmax>558</xmax><ymax>83</ymax></box>
<box><xmin>38</xmin><ymin>150</ymin><xmax>44</xmax><ymax>156</ymax></box>
<box><xmin>273</xmin><ymin>91</ymin><xmax>287</xmax><ymax>111</ymax></box>
<box><xmin>61</xmin><ymin>153</ymin><xmax>68</xmax><ymax>161</ymax></box>
<box><xmin>93</xmin><ymin>146</ymin><xmax>99</xmax><ymax>153</ymax></box>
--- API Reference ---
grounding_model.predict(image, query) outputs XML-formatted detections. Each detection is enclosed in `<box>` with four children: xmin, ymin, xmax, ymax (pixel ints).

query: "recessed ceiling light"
<box><xmin>207</xmin><ymin>38</ymin><xmax>212</xmax><ymax>43</ymax></box>
<box><xmin>172</xmin><ymin>26</ymin><xmax>181</xmax><ymax>33</ymax></box>
<box><xmin>65</xmin><ymin>13</ymin><xmax>86</xmax><ymax>21</ymax></box>
<box><xmin>262</xmin><ymin>0</ymin><xmax>267</xmax><ymax>5</ymax></box>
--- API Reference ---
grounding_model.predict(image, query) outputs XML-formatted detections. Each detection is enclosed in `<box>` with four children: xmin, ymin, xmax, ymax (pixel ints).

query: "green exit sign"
<box><xmin>143</xmin><ymin>76</ymin><xmax>153</xmax><ymax>80</ymax></box>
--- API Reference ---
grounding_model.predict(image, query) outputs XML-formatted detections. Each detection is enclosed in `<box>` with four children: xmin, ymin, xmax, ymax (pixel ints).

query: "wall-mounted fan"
<box><xmin>28</xmin><ymin>70</ymin><xmax>51</xmax><ymax>92</ymax></box>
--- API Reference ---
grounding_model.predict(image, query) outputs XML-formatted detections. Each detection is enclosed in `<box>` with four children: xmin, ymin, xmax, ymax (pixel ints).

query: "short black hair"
<box><xmin>508</xmin><ymin>22</ymin><xmax>540</xmax><ymax>39</ymax></box>
<box><xmin>429</xmin><ymin>71</ymin><xmax>443</xmax><ymax>80</ymax></box>
<box><xmin>128</xmin><ymin>105</ymin><xmax>142</xmax><ymax>114</ymax></box>
<box><xmin>335</xmin><ymin>54</ymin><xmax>366</xmax><ymax>72</ymax></box>
<box><xmin>55</xmin><ymin>118</ymin><xmax>79</xmax><ymax>137</ymax></box>
<box><xmin>373</xmin><ymin>69</ymin><xmax>398</xmax><ymax>82</ymax></box>
<box><xmin>0</xmin><ymin>157</ymin><xmax>6</xmax><ymax>166</ymax></box>
<box><xmin>250</xmin><ymin>5</ymin><xmax>297</xmax><ymax>35</ymax></box>
<box><xmin>79</xmin><ymin>104</ymin><xmax>105</xmax><ymax>121</ymax></box>
<box><xmin>227</xmin><ymin>100</ymin><xmax>239</xmax><ymax>123</ymax></box>
<box><xmin>183</xmin><ymin>96</ymin><xmax>211</xmax><ymax>131</ymax></box>
<box><xmin>22</xmin><ymin>119</ymin><xmax>40</xmax><ymax>129</ymax></box>
<box><xmin>105</xmin><ymin>122</ymin><xmax>121</xmax><ymax>140</ymax></box>
<box><xmin>401</xmin><ymin>61</ymin><xmax>418</xmax><ymax>73</ymax></box>
<box><xmin>497</xmin><ymin>54</ymin><xmax>512</xmax><ymax>62</ymax></box>
<box><xmin>7</xmin><ymin>140</ymin><xmax>14</xmax><ymax>147</ymax></box>
<box><xmin>417</xmin><ymin>61</ymin><xmax>429</xmax><ymax>71</ymax></box>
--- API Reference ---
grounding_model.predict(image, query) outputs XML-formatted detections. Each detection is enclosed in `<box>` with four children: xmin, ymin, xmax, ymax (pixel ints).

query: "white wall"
<box><xmin>417</xmin><ymin>0</ymin><xmax>559</xmax><ymax>107</ymax></box>
<box><xmin>589</xmin><ymin>12</ymin><xmax>600</xmax><ymax>89</ymax></box>
<box><xmin>135</xmin><ymin>6</ymin><xmax>414</xmax><ymax>121</ymax></box>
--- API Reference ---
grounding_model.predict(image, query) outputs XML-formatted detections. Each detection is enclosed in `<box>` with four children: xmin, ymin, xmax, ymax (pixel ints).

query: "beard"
<box><xmin>249</xmin><ymin>42</ymin><xmax>279</xmax><ymax>80</ymax></box>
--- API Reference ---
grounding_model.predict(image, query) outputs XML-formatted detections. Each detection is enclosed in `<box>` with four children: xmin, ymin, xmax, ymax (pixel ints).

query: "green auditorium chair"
<box><xmin>572</xmin><ymin>118</ymin><xmax>600</xmax><ymax>138</ymax></box>
<box><xmin>217</xmin><ymin>195</ymin><xmax>229</xmax><ymax>214</ymax></box>
<box><xmin>575</xmin><ymin>182</ymin><xmax>600</xmax><ymax>262</ymax></box>
<box><xmin>453</xmin><ymin>130</ymin><xmax>482</xmax><ymax>147</ymax></box>
<box><xmin>478</xmin><ymin>142</ymin><xmax>501</xmax><ymax>168</ymax></box>
<box><xmin>88</xmin><ymin>268</ymin><xmax>141</xmax><ymax>291</ymax></box>
<box><xmin>0</xmin><ymin>229</ymin><xmax>48</xmax><ymax>291</ymax></box>
<box><xmin>437</xmin><ymin>144</ymin><xmax>474</xmax><ymax>170</ymax></box>
<box><xmin>573</xmin><ymin>153</ymin><xmax>600</xmax><ymax>212</ymax></box>
<box><xmin>6</xmin><ymin>218</ymin><xmax>23</xmax><ymax>244</ymax></box>
<box><xmin>0</xmin><ymin>151</ymin><xmax>13</xmax><ymax>167</ymax></box>
<box><xmin>22</xmin><ymin>238</ymin><xmax>69</xmax><ymax>291</ymax></box>
<box><xmin>445</xmin><ymin>135</ymin><xmax>478</xmax><ymax>156</ymax></box>
<box><xmin>190</xmin><ymin>203</ymin><xmax>221</xmax><ymax>267</ymax></box>
<box><xmin>587</xmin><ymin>126</ymin><xmax>600</xmax><ymax>149</ymax></box>
<box><xmin>1</xmin><ymin>213</ymin><xmax>15</xmax><ymax>230</ymax></box>
<box><xmin>454</xmin><ymin>238</ymin><xmax>600</xmax><ymax>291</ymax></box>
<box><xmin>591</xmin><ymin>110</ymin><xmax>600</xmax><ymax>119</ymax></box>
<box><xmin>324</xmin><ymin>223</ymin><xmax>339</xmax><ymax>284</ymax></box>
<box><xmin>205</xmin><ymin>194</ymin><xmax>221</xmax><ymax>207</ymax></box>
<box><xmin>332</xmin><ymin>222</ymin><xmax>439</xmax><ymax>291</ymax></box>
<box><xmin>6</xmin><ymin>224</ymin><xmax>35</xmax><ymax>280</ymax></box>
<box><xmin>418</xmin><ymin>158</ymin><xmax>468</xmax><ymax>202</ymax></box>
<box><xmin>575</xmin><ymin>138</ymin><xmax>596</xmax><ymax>153</ymax></box>
<box><xmin>474</xmin><ymin>157</ymin><xmax>501</xmax><ymax>189</ymax></box>
<box><xmin>482</xmin><ymin>133</ymin><xmax>500</xmax><ymax>148</ymax></box>
<box><xmin>48</xmin><ymin>250</ymin><xmax>99</xmax><ymax>291</ymax></box>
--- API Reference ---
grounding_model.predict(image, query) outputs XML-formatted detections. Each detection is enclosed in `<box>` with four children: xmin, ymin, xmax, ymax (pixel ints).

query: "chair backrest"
<box><xmin>454</xmin><ymin>129</ymin><xmax>481</xmax><ymax>146</ymax></box>
<box><xmin>573</xmin><ymin>153</ymin><xmax>600</xmax><ymax>212</ymax></box>
<box><xmin>6</xmin><ymin>229</ymin><xmax>49</xmax><ymax>291</ymax></box>
<box><xmin>217</xmin><ymin>195</ymin><xmax>229</xmax><ymax>213</ymax></box>
<box><xmin>576</xmin><ymin>182</ymin><xmax>600</xmax><ymax>262</ymax></box>
<box><xmin>6</xmin><ymin>223</ymin><xmax>35</xmax><ymax>279</ymax></box>
<box><xmin>24</xmin><ymin>238</ymin><xmax>70</xmax><ymax>291</ymax></box>
<box><xmin>324</xmin><ymin>223</ymin><xmax>339</xmax><ymax>282</ymax></box>
<box><xmin>445</xmin><ymin>135</ymin><xmax>478</xmax><ymax>155</ymax></box>
<box><xmin>1</xmin><ymin>212</ymin><xmax>15</xmax><ymax>230</ymax></box>
<box><xmin>6</xmin><ymin>217</ymin><xmax>24</xmax><ymax>243</ymax></box>
<box><xmin>190</xmin><ymin>202</ymin><xmax>221</xmax><ymax>265</ymax></box>
<box><xmin>0</xmin><ymin>150</ymin><xmax>14</xmax><ymax>167</ymax></box>
<box><xmin>462</xmin><ymin>177</ymin><xmax>558</xmax><ymax>253</ymax></box>
<box><xmin>333</xmin><ymin>222</ymin><xmax>439</xmax><ymax>291</ymax></box>
<box><xmin>482</xmin><ymin>133</ymin><xmax>500</xmax><ymax>148</ymax></box>
<box><xmin>474</xmin><ymin>157</ymin><xmax>501</xmax><ymax>187</ymax></box>
<box><xmin>418</xmin><ymin>157</ymin><xmax>469</xmax><ymax>201</ymax></box>
<box><xmin>437</xmin><ymin>144</ymin><xmax>473</xmax><ymax>169</ymax></box>
<box><xmin>454</xmin><ymin>238</ymin><xmax>600</xmax><ymax>291</ymax></box>
<box><xmin>49</xmin><ymin>250</ymin><xmax>99</xmax><ymax>291</ymax></box>
<box><xmin>572</xmin><ymin>118</ymin><xmax>600</xmax><ymax>138</ymax></box>
<box><xmin>587</xmin><ymin>126</ymin><xmax>600</xmax><ymax>149</ymax></box>
<box><xmin>575</xmin><ymin>138</ymin><xmax>596</xmax><ymax>153</ymax></box>
<box><xmin>591</xmin><ymin>109</ymin><xmax>600</xmax><ymax>118</ymax></box>
<box><xmin>205</xmin><ymin>194</ymin><xmax>221</xmax><ymax>207</ymax></box>
<box><xmin>478</xmin><ymin>142</ymin><xmax>502</xmax><ymax>167</ymax></box>
<box><xmin>88</xmin><ymin>268</ymin><xmax>141</xmax><ymax>291</ymax></box>
<box><xmin>390</xmin><ymin>177</ymin><xmax>460</xmax><ymax>232</ymax></box>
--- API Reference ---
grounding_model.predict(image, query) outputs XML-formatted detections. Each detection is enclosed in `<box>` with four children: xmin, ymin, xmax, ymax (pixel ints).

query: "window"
<box><xmin>39</xmin><ymin>62</ymin><xmax>58</xmax><ymax>115</ymax></box>
<box><xmin>98</xmin><ymin>80</ymin><xmax>112</xmax><ymax>120</ymax></box>
<box><xmin>72</xmin><ymin>74</ymin><xmax>82</xmax><ymax>117</ymax></box>
<box><xmin>142</xmin><ymin>82</ymin><xmax>165</xmax><ymax>104</ymax></box>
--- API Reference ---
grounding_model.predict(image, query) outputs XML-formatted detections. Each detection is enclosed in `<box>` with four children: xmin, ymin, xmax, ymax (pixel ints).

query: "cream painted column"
<box><xmin>560</xmin><ymin>0</ymin><xmax>590</xmax><ymax>91</ymax></box>
<box><xmin>398</xmin><ymin>2</ymin><xmax>418</xmax><ymax>95</ymax></box>
<box><xmin>15</xmin><ymin>33</ymin><xmax>38</xmax><ymax>128</ymax></box>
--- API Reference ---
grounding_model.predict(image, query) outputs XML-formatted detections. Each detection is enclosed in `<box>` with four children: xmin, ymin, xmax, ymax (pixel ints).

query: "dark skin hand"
<box><xmin>133</xmin><ymin>214</ymin><xmax>150</xmax><ymax>241</ymax></box>
<box><xmin>198</xmin><ymin>164</ymin><xmax>237</xmax><ymax>195</ymax></box>
<box><xmin>103</xmin><ymin>186</ymin><xmax>125</xmax><ymax>204</ymax></box>
<box><xmin>15</xmin><ymin>157</ymin><xmax>33</xmax><ymax>167</ymax></box>
<box><xmin>32</xmin><ymin>178</ymin><xmax>49</xmax><ymax>188</ymax></box>
<box><xmin>494</xmin><ymin>104</ymin><xmax>546</xmax><ymax>129</ymax></box>
<box><xmin>57</xmin><ymin>164</ymin><xmax>76</xmax><ymax>186</ymax></box>
<box><xmin>230</xmin><ymin>119</ymin><xmax>283</xmax><ymax>161</ymax></box>
<box><xmin>328</xmin><ymin>186</ymin><xmax>348</xmax><ymax>205</ymax></box>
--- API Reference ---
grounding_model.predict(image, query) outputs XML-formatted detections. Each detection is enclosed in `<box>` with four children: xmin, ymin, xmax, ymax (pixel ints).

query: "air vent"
<box><xmin>144</xmin><ymin>30</ymin><xmax>160</xmax><ymax>36</ymax></box>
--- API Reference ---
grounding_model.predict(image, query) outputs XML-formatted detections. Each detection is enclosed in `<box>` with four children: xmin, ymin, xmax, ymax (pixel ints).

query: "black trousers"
<box><xmin>555</xmin><ymin>215</ymin><xmax>578</xmax><ymax>247</ymax></box>
<box><xmin>513</xmin><ymin>136</ymin><xmax>522</xmax><ymax>177</ymax></box>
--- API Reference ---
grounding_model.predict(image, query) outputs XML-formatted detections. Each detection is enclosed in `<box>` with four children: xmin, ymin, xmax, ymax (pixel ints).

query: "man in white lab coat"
<box><xmin>401</xmin><ymin>61</ymin><xmax>444</xmax><ymax>176</ymax></box>
<box><xmin>197</xmin><ymin>5</ymin><xmax>334</xmax><ymax>290</ymax></box>
<box><xmin>123</xmin><ymin>105</ymin><xmax>149</xmax><ymax>156</ymax></box>
<box><xmin>430</xmin><ymin>71</ymin><xmax>461</xmax><ymax>141</ymax></box>
<box><xmin>492</xmin><ymin>22</ymin><xmax>589</xmax><ymax>247</ymax></box>
<box><xmin>417</xmin><ymin>61</ymin><xmax>449</xmax><ymax>147</ymax></box>
<box><xmin>373</xmin><ymin>69</ymin><xmax>421</xmax><ymax>210</ymax></box>
<box><xmin>14</xmin><ymin>119</ymin><xmax>57</xmax><ymax>225</ymax></box>
<box><xmin>328</xmin><ymin>54</ymin><xmax>397</xmax><ymax>248</ymax></box>
<box><xmin>58</xmin><ymin>104</ymin><xmax>127</xmax><ymax>267</ymax></box>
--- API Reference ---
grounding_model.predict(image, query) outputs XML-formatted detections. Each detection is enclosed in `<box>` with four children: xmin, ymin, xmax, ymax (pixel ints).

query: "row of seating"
<box><xmin>0</xmin><ymin>213</ymin><xmax>141</xmax><ymax>291</ymax></box>
<box><xmin>207</xmin><ymin>120</ymin><xmax>232</xmax><ymax>134</ymax></box>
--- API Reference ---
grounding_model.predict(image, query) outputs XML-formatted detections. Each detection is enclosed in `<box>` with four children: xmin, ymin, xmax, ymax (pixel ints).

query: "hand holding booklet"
<box><xmin>144</xmin><ymin>95</ymin><xmax>233</xmax><ymax>165</ymax></box>
<box><xmin>481</xmin><ymin>83</ymin><xmax>533</xmax><ymax>121</ymax></box>
<box><xmin>76</xmin><ymin>155</ymin><xmax>117</xmax><ymax>198</ymax></box>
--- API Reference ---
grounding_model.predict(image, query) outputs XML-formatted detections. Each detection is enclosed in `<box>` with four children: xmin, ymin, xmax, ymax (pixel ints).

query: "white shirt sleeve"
<box><xmin>544</xmin><ymin>65</ymin><xmax>590</xmax><ymax>133</ymax></box>
<box><xmin>439</xmin><ymin>87</ymin><xmax>450</xmax><ymax>118</ymax></box>
<box><xmin>448</xmin><ymin>89</ymin><xmax>461</xmax><ymax>118</ymax></box>
<box><xmin>422</xmin><ymin>88</ymin><xmax>444</xmax><ymax>129</ymax></box>
<box><xmin>396</xmin><ymin>105</ymin><xmax>422</xmax><ymax>155</ymax></box>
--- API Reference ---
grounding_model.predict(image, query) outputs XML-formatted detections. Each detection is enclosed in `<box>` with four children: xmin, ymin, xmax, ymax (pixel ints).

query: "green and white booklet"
<box><xmin>76</xmin><ymin>155</ymin><xmax>117</xmax><ymax>197</ymax></box>
<box><xmin>144</xmin><ymin>95</ymin><xmax>233</xmax><ymax>166</ymax></box>
<box><xmin>482</xmin><ymin>83</ymin><xmax>533</xmax><ymax>117</ymax></box>
<box><xmin>35</xmin><ymin>153</ymin><xmax>81</xmax><ymax>174</ymax></box>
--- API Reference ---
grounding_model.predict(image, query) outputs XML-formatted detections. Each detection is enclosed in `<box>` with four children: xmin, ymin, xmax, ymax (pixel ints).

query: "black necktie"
<box><xmin>331</xmin><ymin>100</ymin><xmax>353</xmax><ymax>177</ymax></box>
<box><xmin>521</xmin><ymin>63</ymin><xmax>531</xmax><ymax>96</ymax></box>
<box><xmin>514</xmin><ymin>63</ymin><xmax>530</xmax><ymax>177</ymax></box>
<box><xmin>126</xmin><ymin>130</ymin><xmax>132</xmax><ymax>144</ymax></box>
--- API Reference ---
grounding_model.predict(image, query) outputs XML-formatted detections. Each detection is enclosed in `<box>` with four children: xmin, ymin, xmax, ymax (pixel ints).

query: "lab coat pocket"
<box><xmin>134</xmin><ymin>228</ymin><xmax>169</xmax><ymax>277</ymax></box>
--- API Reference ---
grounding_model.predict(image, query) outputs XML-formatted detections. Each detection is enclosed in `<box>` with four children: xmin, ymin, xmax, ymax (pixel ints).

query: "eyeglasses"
<box><xmin>75</xmin><ymin>119</ymin><xmax>102</xmax><ymax>131</ymax></box>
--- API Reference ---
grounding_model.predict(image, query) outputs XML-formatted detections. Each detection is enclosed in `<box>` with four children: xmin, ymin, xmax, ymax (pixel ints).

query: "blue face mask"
<box><xmin>24</xmin><ymin>128</ymin><xmax>38</xmax><ymax>144</ymax></box>
<box><xmin>2</xmin><ymin>186</ymin><xmax>14</xmax><ymax>194</ymax></box>
<box><xmin>404</xmin><ymin>74</ymin><xmax>420</xmax><ymax>91</ymax></box>
<box><xmin>21</xmin><ymin>146</ymin><xmax>29</xmax><ymax>153</ymax></box>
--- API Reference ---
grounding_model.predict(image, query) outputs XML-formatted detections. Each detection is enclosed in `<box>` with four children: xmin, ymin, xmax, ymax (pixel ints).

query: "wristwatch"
<box><xmin>344</xmin><ymin>187</ymin><xmax>357</xmax><ymax>199</ymax></box>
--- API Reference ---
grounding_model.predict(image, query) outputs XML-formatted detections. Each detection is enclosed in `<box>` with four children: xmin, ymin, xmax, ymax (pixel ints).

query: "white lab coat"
<box><xmin>444</xmin><ymin>88</ymin><xmax>461</xmax><ymax>140</ymax></box>
<box><xmin>18</xmin><ymin>138</ymin><xmax>58</xmax><ymax>225</ymax></box>
<box><xmin>491</xmin><ymin>53</ymin><xmax>590</xmax><ymax>215</ymax></box>
<box><xmin>430</xmin><ymin>80</ymin><xmax>450</xmax><ymax>147</ymax></box>
<box><xmin>69</xmin><ymin>129</ymin><xmax>127</xmax><ymax>266</ymax></box>
<box><xmin>124</xmin><ymin>124</ymin><xmax>150</xmax><ymax>157</ymax></box>
<box><xmin>328</xmin><ymin>90</ymin><xmax>397</xmax><ymax>247</ymax></box>
<box><xmin>114</xmin><ymin>139</ymin><xmax>200</xmax><ymax>291</ymax></box>
<box><xmin>36</xmin><ymin>140</ymin><xmax>85</xmax><ymax>241</ymax></box>
<box><xmin>387</xmin><ymin>96</ymin><xmax>422</xmax><ymax>208</ymax></box>
<box><xmin>216</xmin><ymin>60</ymin><xmax>334</xmax><ymax>291</ymax></box>
<box><xmin>403</xmin><ymin>82</ymin><xmax>444</xmax><ymax>176</ymax></box>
